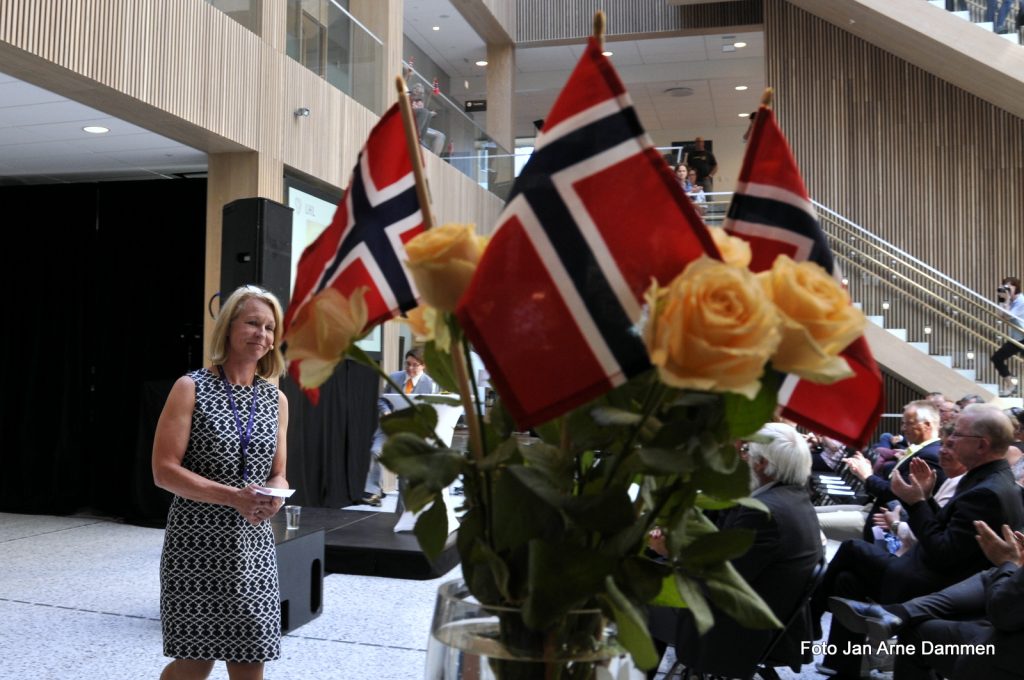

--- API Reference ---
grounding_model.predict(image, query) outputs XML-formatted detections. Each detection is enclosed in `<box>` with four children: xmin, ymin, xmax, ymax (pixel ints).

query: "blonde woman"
<box><xmin>153</xmin><ymin>285</ymin><xmax>289</xmax><ymax>680</ymax></box>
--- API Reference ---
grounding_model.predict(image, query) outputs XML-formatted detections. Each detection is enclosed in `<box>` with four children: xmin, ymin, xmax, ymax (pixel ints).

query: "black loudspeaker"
<box><xmin>221</xmin><ymin>197</ymin><xmax>294</xmax><ymax>309</ymax></box>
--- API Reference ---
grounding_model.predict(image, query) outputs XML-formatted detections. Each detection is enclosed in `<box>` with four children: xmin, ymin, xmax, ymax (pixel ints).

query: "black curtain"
<box><xmin>282</xmin><ymin>359</ymin><xmax>379</xmax><ymax>509</ymax></box>
<box><xmin>1</xmin><ymin>185</ymin><xmax>96</xmax><ymax>513</ymax></box>
<box><xmin>0</xmin><ymin>179</ymin><xmax>378</xmax><ymax>523</ymax></box>
<box><xmin>0</xmin><ymin>180</ymin><xmax>205</xmax><ymax>518</ymax></box>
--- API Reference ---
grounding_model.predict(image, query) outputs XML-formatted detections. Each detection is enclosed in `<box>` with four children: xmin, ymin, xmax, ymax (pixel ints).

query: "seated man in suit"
<box><xmin>829</xmin><ymin>520</ymin><xmax>1024</xmax><ymax>680</ymax></box>
<box><xmin>816</xmin><ymin>400</ymin><xmax>944</xmax><ymax>543</ymax></box>
<box><xmin>648</xmin><ymin>422</ymin><xmax>823</xmax><ymax>678</ymax></box>
<box><xmin>816</xmin><ymin>404</ymin><xmax>1024</xmax><ymax>679</ymax></box>
<box><xmin>361</xmin><ymin>347</ymin><xmax>438</xmax><ymax>505</ymax></box>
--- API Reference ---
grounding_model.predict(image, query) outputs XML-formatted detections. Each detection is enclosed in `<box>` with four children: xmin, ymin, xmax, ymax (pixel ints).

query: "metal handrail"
<box><xmin>709</xmin><ymin>193</ymin><xmax>1024</xmax><ymax>382</ymax></box>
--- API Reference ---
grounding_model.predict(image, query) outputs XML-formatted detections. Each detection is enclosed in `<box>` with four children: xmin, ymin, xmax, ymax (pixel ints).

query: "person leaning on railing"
<box><xmin>991</xmin><ymin>276</ymin><xmax>1024</xmax><ymax>397</ymax></box>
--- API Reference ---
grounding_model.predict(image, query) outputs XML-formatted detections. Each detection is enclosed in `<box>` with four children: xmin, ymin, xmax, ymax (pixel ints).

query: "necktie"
<box><xmin>405</xmin><ymin>378</ymin><xmax>414</xmax><ymax>394</ymax></box>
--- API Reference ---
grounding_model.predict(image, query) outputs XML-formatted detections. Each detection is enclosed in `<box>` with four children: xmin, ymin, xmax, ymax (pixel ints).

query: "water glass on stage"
<box><xmin>285</xmin><ymin>505</ymin><xmax>301</xmax><ymax>530</ymax></box>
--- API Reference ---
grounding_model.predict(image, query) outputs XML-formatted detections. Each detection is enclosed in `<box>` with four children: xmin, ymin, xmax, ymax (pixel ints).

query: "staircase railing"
<box><xmin>705</xmin><ymin>192</ymin><xmax>1024</xmax><ymax>392</ymax></box>
<box><xmin>939</xmin><ymin>0</ymin><xmax>1023</xmax><ymax>44</ymax></box>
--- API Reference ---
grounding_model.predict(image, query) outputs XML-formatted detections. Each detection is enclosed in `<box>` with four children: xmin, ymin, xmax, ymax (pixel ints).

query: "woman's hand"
<box><xmin>235</xmin><ymin>485</ymin><xmax>278</xmax><ymax>525</ymax></box>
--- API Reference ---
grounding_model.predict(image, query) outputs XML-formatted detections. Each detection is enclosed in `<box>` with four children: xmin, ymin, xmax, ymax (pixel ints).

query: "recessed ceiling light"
<box><xmin>475</xmin><ymin>60</ymin><xmax>488</xmax><ymax>66</ymax></box>
<box><xmin>734</xmin><ymin>41</ymin><xmax>747</xmax><ymax>48</ymax></box>
<box><xmin>739</xmin><ymin>112</ymin><xmax>750</xmax><ymax>118</ymax></box>
<box><xmin>432</xmin><ymin>25</ymin><xmax>440</xmax><ymax>31</ymax></box>
<box><xmin>602</xmin><ymin>50</ymin><xmax>613</xmax><ymax>57</ymax></box>
<box><xmin>83</xmin><ymin>125</ymin><xmax>109</xmax><ymax>134</ymax></box>
<box><xmin>735</xmin><ymin>85</ymin><xmax>748</xmax><ymax>91</ymax></box>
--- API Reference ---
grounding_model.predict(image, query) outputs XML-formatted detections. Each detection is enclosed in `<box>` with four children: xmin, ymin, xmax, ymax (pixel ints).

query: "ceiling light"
<box><xmin>83</xmin><ymin>126</ymin><xmax>109</xmax><ymax>134</ymax></box>
<box><xmin>432</xmin><ymin>25</ymin><xmax>440</xmax><ymax>31</ymax></box>
<box><xmin>735</xmin><ymin>85</ymin><xmax>748</xmax><ymax>91</ymax></box>
<box><xmin>602</xmin><ymin>50</ymin><xmax>613</xmax><ymax>57</ymax></box>
<box><xmin>475</xmin><ymin>60</ymin><xmax>488</xmax><ymax>66</ymax></box>
<box><xmin>734</xmin><ymin>41</ymin><xmax>747</xmax><ymax>48</ymax></box>
<box><xmin>738</xmin><ymin>112</ymin><xmax>750</xmax><ymax>118</ymax></box>
<box><xmin>663</xmin><ymin>86</ymin><xmax>694</xmax><ymax>98</ymax></box>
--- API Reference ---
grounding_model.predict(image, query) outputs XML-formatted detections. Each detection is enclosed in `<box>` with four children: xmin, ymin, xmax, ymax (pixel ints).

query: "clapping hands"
<box><xmin>890</xmin><ymin>457</ymin><xmax>936</xmax><ymax>505</ymax></box>
<box><xmin>975</xmin><ymin>520</ymin><xmax>1024</xmax><ymax>567</ymax></box>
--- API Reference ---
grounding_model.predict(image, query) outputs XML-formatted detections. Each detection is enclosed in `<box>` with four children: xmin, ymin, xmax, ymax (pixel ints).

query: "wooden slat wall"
<box><xmin>515</xmin><ymin>0</ymin><xmax>762</xmax><ymax>43</ymax></box>
<box><xmin>765</xmin><ymin>0</ymin><xmax>1024</xmax><ymax>402</ymax></box>
<box><xmin>0</xmin><ymin>0</ymin><xmax>501</xmax><ymax>205</ymax></box>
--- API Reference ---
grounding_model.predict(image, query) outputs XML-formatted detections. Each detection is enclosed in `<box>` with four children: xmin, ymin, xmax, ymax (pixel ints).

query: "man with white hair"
<box><xmin>657</xmin><ymin>422</ymin><xmax>823</xmax><ymax>677</ymax></box>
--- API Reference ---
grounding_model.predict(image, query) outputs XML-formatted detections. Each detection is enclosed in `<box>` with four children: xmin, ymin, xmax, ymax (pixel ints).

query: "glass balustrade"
<box><xmin>402</xmin><ymin>65</ymin><xmax>514</xmax><ymax>199</ymax></box>
<box><xmin>284</xmin><ymin>0</ymin><xmax>385</xmax><ymax>115</ymax></box>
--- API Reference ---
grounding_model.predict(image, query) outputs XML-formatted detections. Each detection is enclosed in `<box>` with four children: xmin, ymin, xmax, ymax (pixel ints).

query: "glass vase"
<box><xmin>424</xmin><ymin>579</ymin><xmax>642</xmax><ymax>680</ymax></box>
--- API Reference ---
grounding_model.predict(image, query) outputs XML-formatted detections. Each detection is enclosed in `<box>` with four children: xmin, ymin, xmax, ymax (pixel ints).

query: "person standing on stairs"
<box><xmin>991</xmin><ymin>276</ymin><xmax>1024</xmax><ymax>397</ymax></box>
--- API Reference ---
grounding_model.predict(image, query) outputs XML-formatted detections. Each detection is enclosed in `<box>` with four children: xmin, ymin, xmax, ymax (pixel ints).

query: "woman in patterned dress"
<box><xmin>152</xmin><ymin>285</ymin><xmax>290</xmax><ymax>680</ymax></box>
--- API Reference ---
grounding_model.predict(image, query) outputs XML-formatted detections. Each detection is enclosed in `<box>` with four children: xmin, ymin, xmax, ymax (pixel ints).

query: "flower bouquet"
<box><xmin>283</xmin><ymin>221</ymin><xmax>866</xmax><ymax>677</ymax></box>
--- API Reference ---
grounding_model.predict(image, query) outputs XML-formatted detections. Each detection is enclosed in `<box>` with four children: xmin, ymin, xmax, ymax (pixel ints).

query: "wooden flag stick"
<box><xmin>593</xmin><ymin>10</ymin><xmax>606</xmax><ymax>49</ymax></box>
<box><xmin>395</xmin><ymin>75</ymin><xmax>436</xmax><ymax>230</ymax></box>
<box><xmin>760</xmin><ymin>87</ymin><xmax>774</xmax><ymax>109</ymax></box>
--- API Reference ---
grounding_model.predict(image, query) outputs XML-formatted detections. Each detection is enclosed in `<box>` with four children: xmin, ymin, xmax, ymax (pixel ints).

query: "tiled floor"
<box><xmin>0</xmin><ymin>511</ymin><xmax>842</xmax><ymax>680</ymax></box>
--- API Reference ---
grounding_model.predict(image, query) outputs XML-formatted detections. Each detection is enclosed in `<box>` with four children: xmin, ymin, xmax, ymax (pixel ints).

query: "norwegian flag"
<box><xmin>456</xmin><ymin>38</ymin><xmax>717</xmax><ymax>428</ymax></box>
<box><xmin>284</xmin><ymin>104</ymin><xmax>423</xmax><ymax>400</ymax></box>
<box><xmin>724</xmin><ymin>105</ymin><xmax>883</xmax><ymax>446</ymax></box>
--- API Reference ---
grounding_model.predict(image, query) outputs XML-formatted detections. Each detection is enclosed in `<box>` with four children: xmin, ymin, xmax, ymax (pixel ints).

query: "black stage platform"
<box><xmin>289</xmin><ymin>506</ymin><xmax>459</xmax><ymax>580</ymax></box>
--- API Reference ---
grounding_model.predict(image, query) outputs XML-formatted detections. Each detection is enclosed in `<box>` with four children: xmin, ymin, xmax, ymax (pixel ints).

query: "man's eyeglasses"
<box><xmin>948</xmin><ymin>431</ymin><xmax>984</xmax><ymax>441</ymax></box>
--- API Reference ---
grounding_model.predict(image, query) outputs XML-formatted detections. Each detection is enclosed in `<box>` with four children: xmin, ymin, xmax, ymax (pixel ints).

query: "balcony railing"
<box><xmin>938</xmin><ymin>0</ymin><xmax>1023</xmax><ymax>44</ymax></box>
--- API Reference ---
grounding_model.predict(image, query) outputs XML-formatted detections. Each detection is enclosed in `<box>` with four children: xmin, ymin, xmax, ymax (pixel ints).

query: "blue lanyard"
<box><xmin>217</xmin><ymin>365</ymin><xmax>258</xmax><ymax>483</ymax></box>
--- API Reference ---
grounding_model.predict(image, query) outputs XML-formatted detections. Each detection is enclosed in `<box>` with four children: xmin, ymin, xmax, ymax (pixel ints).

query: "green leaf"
<box><xmin>617</xmin><ymin>556</ymin><xmax>669</xmax><ymax>604</ymax></box>
<box><xmin>402</xmin><ymin>483</ymin><xmax>436</xmax><ymax>513</ymax></box>
<box><xmin>600</xmin><ymin>576</ymin><xmax>659</xmax><ymax>670</ymax></box>
<box><xmin>679</xmin><ymin>528</ymin><xmax>755</xmax><ymax>568</ymax></box>
<box><xmin>491</xmin><ymin>468</ymin><xmax>564</xmax><ymax>551</ymax></box>
<box><xmin>672</xmin><ymin>572</ymin><xmax>715</xmax><ymax>635</ymax></box>
<box><xmin>524</xmin><ymin>541</ymin><xmax>614</xmax><ymax>629</ymax></box>
<box><xmin>734</xmin><ymin>497</ymin><xmax>771</xmax><ymax>514</ymax></box>
<box><xmin>477</xmin><ymin>436</ymin><xmax>521</xmax><ymax>471</ymax></box>
<box><xmin>424</xmin><ymin>341</ymin><xmax>460</xmax><ymax>394</ymax></box>
<box><xmin>563</xmin><ymin>486</ymin><xmax>635</xmax><ymax>534</ymax></box>
<box><xmin>723</xmin><ymin>370</ymin><xmax>778</xmax><ymax>440</ymax></box>
<box><xmin>637</xmin><ymin>446</ymin><xmax>699</xmax><ymax>475</ymax></box>
<box><xmin>701</xmin><ymin>437</ymin><xmax>738</xmax><ymax>474</ymax></box>
<box><xmin>694</xmin><ymin>494</ymin><xmax>737</xmax><ymax>511</ymax></box>
<box><xmin>692</xmin><ymin>451</ymin><xmax>751</xmax><ymax>500</ymax></box>
<box><xmin>590</xmin><ymin>406</ymin><xmax>644</xmax><ymax>426</ymax></box>
<box><xmin>532</xmin><ymin>416</ymin><xmax>563</xmax><ymax>447</ymax></box>
<box><xmin>488</xmin><ymin>398</ymin><xmax>517</xmax><ymax>440</ymax></box>
<box><xmin>379</xmin><ymin>433</ymin><xmax>464</xmax><ymax>489</ymax></box>
<box><xmin>518</xmin><ymin>441</ymin><xmax>574</xmax><ymax>492</ymax></box>
<box><xmin>476</xmin><ymin>540</ymin><xmax>512</xmax><ymax>602</ymax></box>
<box><xmin>380</xmin><ymin>403</ymin><xmax>439</xmax><ymax>441</ymax></box>
<box><xmin>704</xmin><ymin>562</ymin><xmax>782</xmax><ymax>630</ymax></box>
<box><xmin>413</xmin><ymin>497</ymin><xmax>449</xmax><ymax>559</ymax></box>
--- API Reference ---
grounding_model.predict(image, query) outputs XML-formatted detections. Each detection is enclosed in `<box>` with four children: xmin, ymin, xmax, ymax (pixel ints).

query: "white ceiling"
<box><xmin>0</xmin><ymin>1</ymin><xmax>763</xmax><ymax>184</ymax></box>
<box><xmin>0</xmin><ymin>71</ymin><xmax>207</xmax><ymax>185</ymax></box>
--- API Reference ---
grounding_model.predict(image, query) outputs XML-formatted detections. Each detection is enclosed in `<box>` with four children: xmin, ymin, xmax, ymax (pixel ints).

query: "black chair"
<box><xmin>664</xmin><ymin>555</ymin><xmax>829</xmax><ymax>680</ymax></box>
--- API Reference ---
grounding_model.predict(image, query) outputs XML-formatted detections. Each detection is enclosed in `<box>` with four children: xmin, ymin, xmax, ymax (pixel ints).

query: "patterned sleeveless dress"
<box><xmin>160</xmin><ymin>368</ymin><xmax>281</xmax><ymax>662</ymax></box>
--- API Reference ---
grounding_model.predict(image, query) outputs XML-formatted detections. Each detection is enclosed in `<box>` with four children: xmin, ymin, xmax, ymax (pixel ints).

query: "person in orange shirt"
<box><xmin>361</xmin><ymin>347</ymin><xmax>438</xmax><ymax>505</ymax></box>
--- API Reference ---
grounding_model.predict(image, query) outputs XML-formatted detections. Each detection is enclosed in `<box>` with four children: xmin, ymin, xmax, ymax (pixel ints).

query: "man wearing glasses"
<box><xmin>815</xmin><ymin>405</ymin><xmax>1024</xmax><ymax>679</ymax></box>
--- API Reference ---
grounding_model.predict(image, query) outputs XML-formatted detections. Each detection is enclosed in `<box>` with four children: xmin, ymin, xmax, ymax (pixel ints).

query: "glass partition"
<box><xmin>285</xmin><ymin>0</ymin><xmax>385</xmax><ymax>115</ymax></box>
<box><xmin>403</xmin><ymin>64</ymin><xmax>515</xmax><ymax>200</ymax></box>
<box><xmin>207</xmin><ymin>0</ymin><xmax>259</xmax><ymax>33</ymax></box>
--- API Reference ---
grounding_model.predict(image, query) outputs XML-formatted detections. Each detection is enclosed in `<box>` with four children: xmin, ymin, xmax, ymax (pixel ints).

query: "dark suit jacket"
<box><xmin>955</xmin><ymin>563</ymin><xmax>1024</xmax><ymax>680</ymax></box>
<box><xmin>880</xmin><ymin>459</ymin><xmax>1024</xmax><ymax>601</ymax></box>
<box><xmin>861</xmin><ymin>439</ymin><xmax>944</xmax><ymax>541</ymax></box>
<box><xmin>672</xmin><ymin>483</ymin><xmax>824</xmax><ymax>677</ymax></box>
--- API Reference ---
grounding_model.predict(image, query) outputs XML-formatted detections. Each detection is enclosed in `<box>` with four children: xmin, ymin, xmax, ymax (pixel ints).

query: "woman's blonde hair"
<box><xmin>209</xmin><ymin>285</ymin><xmax>286</xmax><ymax>379</ymax></box>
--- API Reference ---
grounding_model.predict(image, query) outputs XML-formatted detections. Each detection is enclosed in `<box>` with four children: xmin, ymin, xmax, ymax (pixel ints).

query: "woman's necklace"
<box><xmin>216</xmin><ymin>365</ymin><xmax>258</xmax><ymax>483</ymax></box>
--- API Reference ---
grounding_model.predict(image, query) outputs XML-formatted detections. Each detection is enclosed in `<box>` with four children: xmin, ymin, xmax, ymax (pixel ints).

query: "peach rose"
<box><xmin>283</xmin><ymin>287</ymin><xmax>368</xmax><ymax>389</ymax></box>
<box><xmin>709</xmin><ymin>227</ymin><xmax>752</xmax><ymax>269</ymax></box>
<box><xmin>758</xmin><ymin>255</ymin><xmax>865</xmax><ymax>383</ymax></box>
<box><xmin>404</xmin><ymin>304</ymin><xmax>451</xmax><ymax>353</ymax></box>
<box><xmin>404</xmin><ymin>223</ymin><xmax>487</xmax><ymax>312</ymax></box>
<box><xmin>644</xmin><ymin>256</ymin><xmax>781</xmax><ymax>399</ymax></box>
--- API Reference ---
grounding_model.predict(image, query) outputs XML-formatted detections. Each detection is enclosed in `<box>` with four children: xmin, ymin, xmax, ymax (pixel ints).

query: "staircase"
<box><xmin>704</xmin><ymin>193</ymin><xmax>1024</xmax><ymax>408</ymax></box>
<box><xmin>931</xmin><ymin>0</ymin><xmax>1024</xmax><ymax>45</ymax></box>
